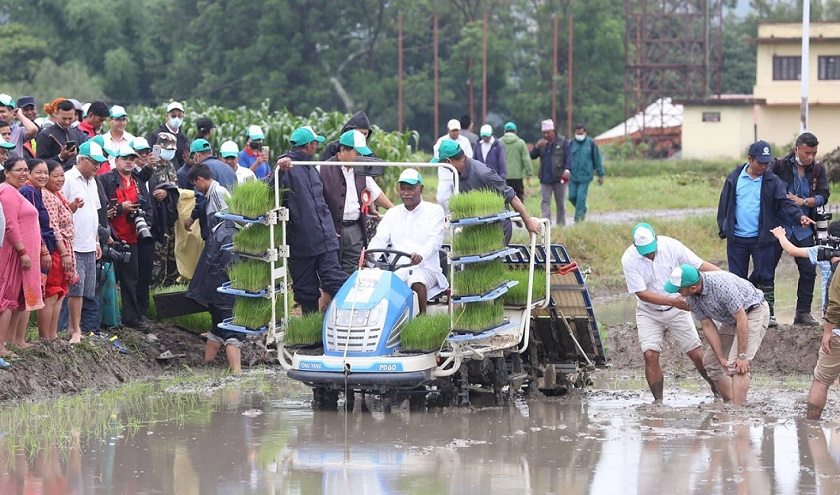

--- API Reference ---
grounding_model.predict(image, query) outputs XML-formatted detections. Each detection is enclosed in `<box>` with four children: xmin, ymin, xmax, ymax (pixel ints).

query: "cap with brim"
<box><xmin>748</xmin><ymin>140</ymin><xmax>773</xmax><ymax>164</ymax></box>
<box><xmin>130</xmin><ymin>137</ymin><xmax>150</xmax><ymax>151</ymax></box>
<box><xmin>398</xmin><ymin>168</ymin><xmax>423</xmax><ymax>185</ymax></box>
<box><xmin>116</xmin><ymin>147</ymin><xmax>139</xmax><ymax>158</ymax></box>
<box><xmin>504</xmin><ymin>121</ymin><xmax>516</xmax><ymax>132</ymax></box>
<box><xmin>219</xmin><ymin>140</ymin><xmax>239</xmax><ymax>158</ymax></box>
<box><xmin>0</xmin><ymin>94</ymin><xmax>16</xmax><ymax>109</ymax></box>
<box><xmin>664</xmin><ymin>264</ymin><xmax>701</xmax><ymax>293</ymax></box>
<box><xmin>447</xmin><ymin>119</ymin><xmax>461</xmax><ymax>131</ymax></box>
<box><xmin>90</xmin><ymin>135</ymin><xmax>112</xmax><ymax>156</ymax></box>
<box><xmin>78</xmin><ymin>141</ymin><xmax>107</xmax><ymax>163</ymax></box>
<box><xmin>338</xmin><ymin>130</ymin><xmax>372</xmax><ymax>156</ymax></box>
<box><xmin>0</xmin><ymin>139</ymin><xmax>15</xmax><ymax>150</ymax></box>
<box><xmin>632</xmin><ymin>222</ymin><xmax>657</xmax><ymax>255</ymax></box>
<box><xmin>190</xmin><ymin>138</ymin><xmax>212</xmax><ymax>154</ymax></box>
<box><xmin>110</xmin><ymin>105</ymin><xmax>127</xmax><ymax>118</ymax></box>
<box><xmin>196</xmin><ymin>117</ymin><xmax>215</xmax><ymax>131</ymax></box>
<box><xmin>290</xmin><ymin>126</ymin><xmax>325</xmax><ymax>146</ymax></box>
<box><xmin>479</xmin><ymin>124</ymin><xmax>492</xmax><ymax>137</ymax></box>
<box><xmin>431</xmin><ymin>140</ymin><xmax>462</xmax><ymax>163</ymax></box>
<box><xmin>17</xmin><ymin>96</ymin><xmax>35</xmax><ymax>109</ymax></box>
<box><xmin>68</xmin><ymin>99</ymin><xmax>83</xmax><ymax>112</ymax></box>
<box><xmin>247</xmin><ymin>125</ymin><xmax>265</xmax><ymax>140</ymax></box>
<box><xmin>166</xmin><ymin>102</ymin><xmax>184</xmax><ymax>113</ymax></box>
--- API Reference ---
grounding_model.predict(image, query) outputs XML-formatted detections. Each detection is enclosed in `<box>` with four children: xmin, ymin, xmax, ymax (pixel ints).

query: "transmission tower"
<box><xmin>624</xmin><ymin>0</ymin><xmax>723</xmax><ymax>141</ymax></box>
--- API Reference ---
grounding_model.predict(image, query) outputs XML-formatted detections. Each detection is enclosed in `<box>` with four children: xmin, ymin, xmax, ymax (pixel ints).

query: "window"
<box><xmin>702</xmin><ymin>112</ymin><xmax>721</xmax><ymax>123</ymax></box>
<box><xmin>773</xmin><ymin>56</ymin><xmax>800</xmax><ymax>81</ymax></box>
<box><xmin>818</xmin><ymin>56</ymin><xmax>840</xmax><ymax>80</ymax></box>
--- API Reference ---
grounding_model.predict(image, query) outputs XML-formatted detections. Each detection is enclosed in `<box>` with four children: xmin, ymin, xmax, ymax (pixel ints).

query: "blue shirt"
<box><xmin>734</xmin><ymin>166</ymin><xmax>762</xmax><ymax>238</ymax></box>
<box><xmin>238</xmin><ymin>149</ymin><xmax>269</xmax><ymax>179</ymax></box>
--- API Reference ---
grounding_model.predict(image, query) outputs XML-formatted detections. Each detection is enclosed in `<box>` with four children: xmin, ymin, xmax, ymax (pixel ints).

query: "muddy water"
<box><xmin>2</xmin><ymin>375</ymin><xmax>839</xmax><ymax>494</ymax></box>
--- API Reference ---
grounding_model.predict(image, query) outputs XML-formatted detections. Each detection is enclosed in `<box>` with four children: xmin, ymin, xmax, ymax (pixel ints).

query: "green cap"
<box><xmin>431</xmin><ymin>140</ymin><xmax>463</xmax><ymax>163</ymax></box>
<box><xmin>0</xmin><ymin>93</ymin><xmax>16</xmax><ymax>109</ymax></box>
<box><xmin>664</xmin><ymin>264</ymin><xmax>701</xmax><ymax>293</ymax></box>
<box><xmin>78</xmin><ymin>141</ymin><xmax>108</xmax><ymax>163</ymax></box>
<box><xmin>290</xmin><ymin>126</ymin><xmax>325</xmax><ymax>146</ymax></box>
<box><xmin>398</xmin><ymin>168</ymin><xmax>423</xmax><ymax>185</ymax></box>
<box><xmin>90</xmin><ymin>135</ymin><xmax>112</xmax><ymax>156</ymax></box>
<box><xmin>130</xmin><ymin>137</ymin><xmax>150</xmax><ymax>151</ymax></box>
<box><xmin>115</xmin><ymin>146</ymin><xmax>138</xmax><ymax>158</ymax></box>
<box><xmin>0</xmin><ymin>138</ymin><xmax>15</xmax><ymax>150</ymax></box>
<box><xmin>632</xmin><ymin>223</ymin><xmax>657</xmax><ymax>255</ymax></box>
<box><xmin>190</xmin><ymin>138</ymin><xmax>212</xmax><ymax>154</ymax></box>
<box><xmin>504</xmin><ymin>121</ymin><xmax>516</xmax><ymax>132</ymax></box>
<box><xmin>109</xmin><ymin>105</ymin><xmax>127</xmax><ymax>118</ymax></box>
<box><xmin>338</xmin><ymin>130</ymin><xmax>372</xmax><ymax>156</ymax></box>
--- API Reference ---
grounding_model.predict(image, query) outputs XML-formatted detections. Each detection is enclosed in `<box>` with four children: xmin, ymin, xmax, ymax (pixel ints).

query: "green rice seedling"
<box><xmin>232</xmin><ymin>295</ymin><xmax>284</xmax><ymax>330</ymax></box>
<box><xmin>502</xmin><ymin>268</ymin><xmax>548</xmax><ymax>305</ymax></box>
<box><xmin>227</xmin><ymin>259</ymin><xmax>272</xmax><ymax>292</ymax></box>
<box><xmin>227</xmin><ymin>180</ymin><xmax>275</xmax><ymax>218</ymax></box>
<box><xmin>453</xmin><ymin>260</ymin><xmax>506</xmax><ymax>296</ymax></box>
<box><xmin>451</xmin><ymin>223</ymin><xmax>503</xmax><ymax>257</ymax></box>
<box><xmin>400</xmin><ymin>314</ymin><xmax>451</xmax><ymax>350</ymax></box>
<box><xmin>453</xmin><ymin>301</ymin><xmax>504</xmax><ymax>332</ymax></box>
<box><xmin>232</xmin><ymin>224</ymin><xmax>283</xmax><ymax>254</ymax></box>
<box><xmin>448</xmin><ymin>189</ymin><xmax>505</xmax><ymax>220</ymax></box>
<box><xmin>286</xmin><ymin>313</ymin><xmax>325</xmax><ymax>345</ymax></box>
<box><xmin>147</xmin><ymin>285</ymin><xmax>214</xmax><ymax>334</ymax></box>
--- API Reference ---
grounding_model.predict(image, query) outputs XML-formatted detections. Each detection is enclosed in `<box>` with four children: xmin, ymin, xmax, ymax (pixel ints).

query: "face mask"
<box><xmin>248</xmin><ymin>141</ymin><xmax>261</xmax><ymax>150</ymax></box>
<box><xmin>160</xmin><ymin>149</ymin><xmax>176</xmax><ymax>161</ymax></box>
<box><xmin>575</xmin><ymin>134</ymin><xmax>586</xmax><ymax>142</ymax></box>
<box><xmin>168</xmin><ymin>117</ymin><xmax>183</xmax><ymax>129</ymax></box>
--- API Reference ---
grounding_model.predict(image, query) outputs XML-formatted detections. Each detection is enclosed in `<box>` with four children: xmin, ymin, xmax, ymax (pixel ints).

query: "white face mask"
<box><xmin>575</xmin><ymin>134</ymin><xmax>586</xmax><ymax>142</ymax></box>
<box><xmin>160</xmin><ymin>149</ymin><xmax>176</xmax><ymax>161</ymax></box>
<box><xmin>168</xmin><ymin>117</ymin><xmax>183</xmax><ymax>129</ymax></box>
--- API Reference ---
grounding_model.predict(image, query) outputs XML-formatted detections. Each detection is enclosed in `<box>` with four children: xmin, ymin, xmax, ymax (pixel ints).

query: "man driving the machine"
<box><xmin>367</xmin><ymin>169</ymin><xmax>447</xmax><ymax>314</ymax></box>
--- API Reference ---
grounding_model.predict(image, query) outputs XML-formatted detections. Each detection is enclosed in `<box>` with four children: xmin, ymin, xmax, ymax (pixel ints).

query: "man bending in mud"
<box><xmin>805</xmin><ymin>235</ymin><xmax>840</xmax><ymax>419</ymax></box>
<box><xmin>621</xmin><ymin>223</ymin><xmax>720</xmax><ymax>402</ymax></box>
<box><xmin>665</xmin><ymin>264</ymin><xmax>769</xmax><ymax>406</ymax></box>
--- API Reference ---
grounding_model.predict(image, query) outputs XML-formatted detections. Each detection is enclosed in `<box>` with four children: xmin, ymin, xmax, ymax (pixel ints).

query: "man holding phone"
<box><xmin>35</xmin><ymin>99</ymin><xmax>87</xmax><ymax>170</ymax></box>
<box><xmin>238</xmin><ymin>125</ymin><xmax>270</xmax><ymax>179</ymax></box>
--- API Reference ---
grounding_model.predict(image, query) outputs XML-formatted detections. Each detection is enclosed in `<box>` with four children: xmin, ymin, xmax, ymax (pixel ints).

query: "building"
<box><xmin>679</xmin><ymin>22</ymin><xmax>840</xmax><ymax>160</ymax></box>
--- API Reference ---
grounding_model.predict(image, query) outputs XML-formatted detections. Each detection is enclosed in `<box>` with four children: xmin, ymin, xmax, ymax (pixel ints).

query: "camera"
<box><xmin>130</xmin><ymin>198</ymin><xmax>153</xmax><ymax>241</ymax></box>
<box><xmin>102</xmin><ymin>240</ymin><xmax>131</xmax><ymax>264</ymax></box>
<box><xmin>816</xmin><ymin>210</ymin><xmax>833</xmax><ymax>243</ymax></box>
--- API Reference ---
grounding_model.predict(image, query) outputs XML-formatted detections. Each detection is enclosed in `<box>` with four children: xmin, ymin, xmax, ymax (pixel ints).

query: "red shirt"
<box><xmin>111</xmin><ymin>174</ymin><xmax>139</xmax><ymax>244</ymax></box>
<box><xmin>77</xmin><ymin>121</ymin><xmax>97</xmax><ymax>138</ymax></box>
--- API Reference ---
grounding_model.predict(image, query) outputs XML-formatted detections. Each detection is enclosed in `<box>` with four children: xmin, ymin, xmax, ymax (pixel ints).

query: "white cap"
<box><xmin>447</xmin><ymin>119</ymin><xmax>461</xmax><ymax>131</ymax></box>
<box><xmin>479</xmin><ymin>124</ymin><xmax>492</xmax><ymax>137</ymax></box>
<box><xmin>541</xmin><ymin>119</ymin><xmax>555</xmax><ymax>131</ymax></box>
<box><xmin>397</xmin><ymin>168</ymin><xmax>423</xmax><ymax>185</ymax></box>
<box><xmin>130</xmin><ymin>137</ymin><xmax>150</xmax><ymax>151</ymax></box>
<box><xmin>166</xmin><ymin>101</ymin><xmax>184</xmax><ymax>113</ymax></box>
<box><xmin>219</xmin><ymin>140</ymin><xmax>240</xmax><ymax>158</ymax></box>
<box><xmin>82</xmin><ymin>102</ymin><xmax>91</xmax><ymax>117</ymax></box>
<box><xmin>247</xmin><ymin>125</ymin><xmax>265</xmax><ymax>140</ymax></box>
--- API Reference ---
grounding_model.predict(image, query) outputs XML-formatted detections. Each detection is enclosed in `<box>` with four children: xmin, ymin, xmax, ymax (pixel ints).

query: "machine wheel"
<box><xmin>408</xmin><ymin>390</ymin><xmax>427</xmax><ymax>412</ymax></box>
<box><xmin>312</xmin><ymin>387</ymin><xmax>339</xmax><ymax>411</ymax></box>
<box><xmin>492</xmin><ymin>357</ymin><xmax>509</xmax><ymax>405</ymax></box>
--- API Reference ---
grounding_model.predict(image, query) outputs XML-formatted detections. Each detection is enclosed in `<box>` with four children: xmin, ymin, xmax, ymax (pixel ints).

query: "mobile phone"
<box><xmin>152</xmin><ymin>145</ymin><xmax>161</xmax><ymax>161</ymax></box>
<box><xmin>64</xmin><ymin>141</ymin><xmax>76</xmax><ymax>150</ymax></box>
<box><xmin>109</xmin><ymin>198</ymin><xmax>117</xmax><ymax>209</ymax></box>
<box><xmin>261</xmin><ymin>146</ymin><xmax>269</xmax><ymax>155</ymax></box>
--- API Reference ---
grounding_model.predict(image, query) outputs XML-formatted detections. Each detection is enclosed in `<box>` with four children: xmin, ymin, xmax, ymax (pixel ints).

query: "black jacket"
<box><xmin>99</xmin><ymin>168</ymin><xmax>154</xmax><ymax>241</ymax></box>
<box><xmin>147</xmin><ymin>123</ymin><xmax>190</xmax><ymax>169</ymax></box>
<box><xmin>35</xmin><ymin>125</ymin><xmax>88</xmax><ymax>170</ymax></box>
<box><xmin>770</xmin><ymin>152</ymin><xmax>830</xmax><ymax>223</ymax></box>
<box><xmin>319</xmin><ymin>111</ymin><xmax>376</xmax><ymax>161</ymax></box>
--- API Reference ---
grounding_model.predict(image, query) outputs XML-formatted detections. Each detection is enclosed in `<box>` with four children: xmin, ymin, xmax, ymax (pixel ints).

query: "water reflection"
<box><xmin>3</xmin><ymin>386</ymin><xmax>840</xmax><ymax>494</ymax></box>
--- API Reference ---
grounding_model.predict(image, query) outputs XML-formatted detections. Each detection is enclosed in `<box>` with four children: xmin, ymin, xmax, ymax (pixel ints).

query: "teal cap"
<box><xmin>431</xmin><ymin>140</ymin><xmax>463</xmax><ymax>163</ymax></box>
<box><xmin>338</xmin><ymin>130</ymin><xmax>372</xmax><ymax>156</ymax></box>
<box><xmin>664</xmin><ymin>264</ymin><xmax>701</xmax><ymax>293</ymax></box>
<box><xmin>190</xmin><ymin>138</ymin><xmax>212</xmax><ymax>154</ymax></box>
<box><xmin>78</xmin><ymin>140</ymin><xmax>108</xmax><ymax>163</ymax></box>
<box><xmin>289</xmin><ymin>126</ymin><xmax>325</xmax><ymax>146</ymax></box>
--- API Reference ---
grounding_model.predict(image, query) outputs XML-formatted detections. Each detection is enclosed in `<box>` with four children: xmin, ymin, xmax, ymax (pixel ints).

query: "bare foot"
<box><xmin>0</xmin><ymin>349</ymin><xmax>18</xmax><ymax>359</ymax></box>
<box><xmin>13</xmin><ymin>342</ymin><xmax>33</xmax><ymax>349</ymax></box>
<box><xmin>68</xmin><ymin>334</ymin><xmax>82</xmax><ymax>344</ymax></box>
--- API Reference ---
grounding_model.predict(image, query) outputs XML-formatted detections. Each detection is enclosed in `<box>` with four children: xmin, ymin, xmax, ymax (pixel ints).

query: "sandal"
<box><xmin>0</xmin><ymin>357</ymin><xmax>10</xmax><ymax>369</ymax></box>
<box><xmin>108</xmin><ymin>335</ymin><xmax>129</xmax><ymax>355</ymax></box>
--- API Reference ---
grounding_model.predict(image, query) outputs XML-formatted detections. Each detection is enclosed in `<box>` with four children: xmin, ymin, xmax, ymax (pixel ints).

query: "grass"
<box><xmin>232</xmin><ymin>295</ymin><xmax>283</xmax><ymax>330</ymax></box>
<box><xmin>448</xmin><ymin>189</ymin><xmax>506</xmax><ymax>220</ymax></box>
<box><xmin>233</xmin><ymin>224</ymin><xmax>282</xmax><ymax>255</ymax></box>
<box><xmin>401</xmin><ymin>314</ymin><xmax>451</xmax><ymax>350</ymax></box>
<box><xmin>452</xmin><ymin>301</ymin><xmax>504</xmax><ymax>332</ymax></box>
<box><xmin>147</xmin><ymin>285</ymin><xmax>214</xmax><ymax>334</ymax></box>
<box><xmin>285</xmin><ymin>313</ymin><xmax>325</xmax><ymax>345</ymax></box>
<box><xmin>502</xmin><ymin>267</ymin><xmax>548</xmax><ymax>305</ymax></box>
<box><xmin>227</xmin><ymin>259</ymin><xmax>272</xmax><ymax>292</ymax></box>
<box><xmin>227</xmin><ymin>180</ymin><xmax>276</xmax><ymax>218</ymax></box>
<box><xmin>453</xmin><ymin>260</ymin><xmax>506</xmax><ymax>297</ymax></box>
<box><xmin>451</xmin><ymin>223</ymin><xmax>504</xmax><ymax>257</ymax></box>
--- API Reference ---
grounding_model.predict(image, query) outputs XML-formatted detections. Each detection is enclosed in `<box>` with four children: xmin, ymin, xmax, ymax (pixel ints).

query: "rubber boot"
<box><xmin>757</xmin><ymin>283</ymin><xmax>778</xmax><ymax>327</ymax></box>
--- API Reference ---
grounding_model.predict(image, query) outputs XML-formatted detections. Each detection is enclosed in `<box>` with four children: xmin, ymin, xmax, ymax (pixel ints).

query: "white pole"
<box><xmin>801</xmin><ymin>0</ymin><xmax>810</xmax><ymax>133</ymax></box>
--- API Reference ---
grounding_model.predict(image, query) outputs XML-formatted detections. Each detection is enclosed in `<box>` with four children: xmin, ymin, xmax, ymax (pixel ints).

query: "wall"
<box><xmin>681</xmin><ymin>105</ymin><xmax>756</xmax><ymax>160</ymax></box>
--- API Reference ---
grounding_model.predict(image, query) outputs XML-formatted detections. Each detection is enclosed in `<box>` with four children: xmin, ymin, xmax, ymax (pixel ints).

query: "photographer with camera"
<box><xmin>770</xmin><ymin>132</ymin><xmax>830</xmax><ymax>327</ymax></box>
<box><xmin>100</xmin><ymin>146</ymin><xmax>155</xmax><ymax>332</ymax></box>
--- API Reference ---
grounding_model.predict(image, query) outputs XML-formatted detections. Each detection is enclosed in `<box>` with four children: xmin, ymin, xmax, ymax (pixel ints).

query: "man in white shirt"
<box><xmin>434</xmin><ymin>118</ymin><xmax>474</xmax><ymax>214</ymax></box>
<box><xmin>100</xmin><ymin>105</ymin><xmax>135</xmax><ymax>175</ymax></box>
<box><xmin>368</xmin><ymin>169</ymin><xmax>446</xmax><ymax>314</ymax></box>
<box><xmin>321</xmin><ymin>130</ymin><xmax>393</xmax><ymax>274</ymax></box>
<box><xmin>219</xmin><ymin>140</ymin><xmax>256</xmax><ymax>184</ymax></box>
<box><xmin>620</xmin><ymin>222</ymin><xmax>720</xmax><ymax>402</ymax></box>
<box><xmin>62</xmin><ymin>140</ymin><xmax>107</xmax><ymax>343</ymax></box>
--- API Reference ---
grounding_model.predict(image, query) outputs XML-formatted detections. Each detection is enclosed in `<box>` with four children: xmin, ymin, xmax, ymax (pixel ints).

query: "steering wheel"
<box><xmin>365</xmin><ymin>249</ymin><xmax>415</xmax><ymax>272</ymax></box>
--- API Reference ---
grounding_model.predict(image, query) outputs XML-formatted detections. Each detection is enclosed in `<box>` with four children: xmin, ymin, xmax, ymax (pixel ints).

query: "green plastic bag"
<box><xmin>99</xmin><ymin>262</ymin><xmax>121</xmax><ymax>328</ymax></box>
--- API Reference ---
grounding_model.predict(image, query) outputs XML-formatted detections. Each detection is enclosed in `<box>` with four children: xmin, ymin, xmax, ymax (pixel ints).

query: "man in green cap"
<box><xmin>270</xmin><ymin>126</ymin><xmax>348</xmax><ymax>313</ymax></box>
<box><xmin>433</xmin><ymin>139</ymin><xmax>539</xmax><ymax>244</ymax></box>
<box><xmin>183</xmin><ymin>138</ymin><xmax>236</xmax><ymax>239</ymax></box>
<box><xmin>499</xmin><ymin>121</ymin><xmax>532</xmax><ymax>202</ymax></box>
<box><xmin>621</xmin><ymin>223</ymin><xmax>720</xmax><ymax>402</ymax></box>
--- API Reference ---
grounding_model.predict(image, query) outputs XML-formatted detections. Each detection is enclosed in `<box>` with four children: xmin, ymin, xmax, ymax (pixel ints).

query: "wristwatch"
<box><xmin>738</xmin><ymin>353</ymin><xmax>748</xmax><ymax>360</ymax></box>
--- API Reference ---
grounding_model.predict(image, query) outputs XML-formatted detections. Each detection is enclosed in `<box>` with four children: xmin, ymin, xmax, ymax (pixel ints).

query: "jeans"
<box><xmin>57</xmin><ymin>295</ymin><xmax>101</xmax><ymax>333</ymax></box>
<box><xmin>772</xmin><ymin>234</ymin><xmax>817</xmax><ymax>314</ymax></box>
